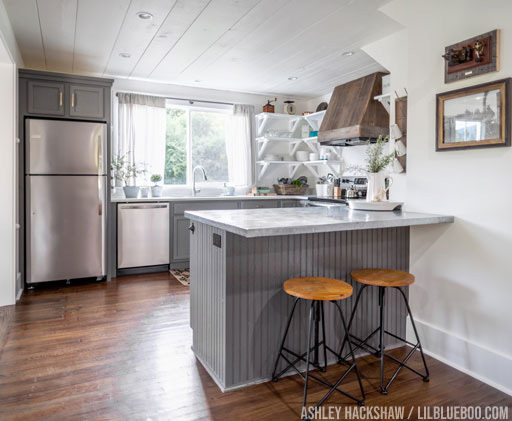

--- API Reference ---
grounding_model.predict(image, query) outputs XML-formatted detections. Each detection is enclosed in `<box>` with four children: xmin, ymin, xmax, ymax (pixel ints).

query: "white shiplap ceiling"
<box><xmin>4</xmin><ymin>0</ymin><xmax>401</xmax><ymax>97</ymax></box>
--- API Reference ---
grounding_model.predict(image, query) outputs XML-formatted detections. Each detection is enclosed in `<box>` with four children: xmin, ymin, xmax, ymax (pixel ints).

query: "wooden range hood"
<box><xmin>318</xmin><ymin>72</ymin><xmax>389</xmax><ymax>146</ymax></box>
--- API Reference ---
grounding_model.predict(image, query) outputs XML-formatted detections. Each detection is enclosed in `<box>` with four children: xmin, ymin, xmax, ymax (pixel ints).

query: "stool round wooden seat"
<box><xmin>351</xmin><ymin>269</ymin><xmax>415</xmax><ymax>287</ymax></box>
<box><xmin>284</xmin><ymin>277</ymin><xmax>353</xmax><ymax>301</ymax></box>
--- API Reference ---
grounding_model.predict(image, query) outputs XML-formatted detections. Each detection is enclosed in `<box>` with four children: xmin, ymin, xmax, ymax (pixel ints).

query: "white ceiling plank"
<box><xmin>37</xmin><ymin>0</ymin><xmax>77</xmax><ymax>73</ymax></box>
<box><xmin>3</xmin><ymin>0</ymin><xmax>45</xmax><ymax>69</ymax></box>
<box><xmin>73</xmin><ymin>0</ymin><xmax>131</xmax><ymax>75</ymax></box>
<box><xmin>129</xmin><ymin>0</ymin><xmax>211</xmax><ymax>78</ymax></box>
<box><xmin>149</xmin><ymin>0</ymin><xmax>261</xmax><ymax>80</ymax></box>
<box><xmin>5</xmin><ymin>0</ymin><xmax>402</xmax><ymax>96</ymax></box>
<box><xmin>175</xmin><ymin>0</ymin><xmax>291</xmax><ymax>82</ymax></box>
<box><xmin>104</xmin><ymin>0</ymin><xmax>178</xmax><ymax>77</ymax></box>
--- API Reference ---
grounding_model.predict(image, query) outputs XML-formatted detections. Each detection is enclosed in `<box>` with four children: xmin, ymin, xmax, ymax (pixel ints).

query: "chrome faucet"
<box><xmin>192</xmin><ymin>166</ymin><xmax>207</xmax><ymax>196</ymax></box>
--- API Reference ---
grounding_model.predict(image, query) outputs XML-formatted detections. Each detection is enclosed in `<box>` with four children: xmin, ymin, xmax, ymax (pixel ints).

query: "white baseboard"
<box><xmin>407</xmin><ymin>317</ymin><xmax>512</xmax><ymax>396</ymax></box>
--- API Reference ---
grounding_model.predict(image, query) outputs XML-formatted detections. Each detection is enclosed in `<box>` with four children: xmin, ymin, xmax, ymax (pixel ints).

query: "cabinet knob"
<box><xmin>189</xmin><ymin>223</ymin><xmax>195</xmax><ymax>233</ymax></box>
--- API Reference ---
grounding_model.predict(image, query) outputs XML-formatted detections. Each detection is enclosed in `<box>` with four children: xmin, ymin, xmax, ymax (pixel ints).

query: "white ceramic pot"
<box><xmin>366</xmin><ymin>172</ymin><xmax>393</xmax><ymax>202</ymax></box>
<box><xmin>140</xmin><ymin>187</ymin><xmax>149</xmax><ymax>198</ymax></box>
<box><xmin>309</xmin><ymin>152</ymin><xmax>319</xmax><ymax>161</ymax></box>
<box><xmin>123</xmin><ymin>186</ymin><xmax>140</xmax><ymax>199</ymax></box>
<box><xmin>151</xmin><ymin>185</ymin><xmax>163</xmax><ymax>197</ymax></box>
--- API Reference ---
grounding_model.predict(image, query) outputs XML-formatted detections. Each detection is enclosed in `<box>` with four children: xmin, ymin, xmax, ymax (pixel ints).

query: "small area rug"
<box><xmin>170</xmin><ymin>269</ymin><xmax>190</xmax><ymax>286</ymax></box>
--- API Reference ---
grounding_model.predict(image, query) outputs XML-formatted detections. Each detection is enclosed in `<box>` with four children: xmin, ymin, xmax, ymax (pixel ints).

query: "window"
<box><xmin>164</xmin><ymin>105</ymin><xmax>230</xmax><ymax>185</ymax></box>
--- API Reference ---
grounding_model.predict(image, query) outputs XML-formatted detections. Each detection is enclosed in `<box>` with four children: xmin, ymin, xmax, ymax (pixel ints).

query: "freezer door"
<box><xmin>26</xmin><ymin>175</ymin><xmax>106</xmax><ymax>283</ymax></box>
<box><xmin>27</xmin><ymin>119</ymin><xmax>106</xmax><ymax>175</ymax></box>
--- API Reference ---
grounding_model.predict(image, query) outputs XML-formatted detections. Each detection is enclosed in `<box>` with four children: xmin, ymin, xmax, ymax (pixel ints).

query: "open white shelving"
<box><xmin>255</xmin><ymin>110</ymin><xmax>343</xmax><ymax>181</ymax></box>
<box><xmin>256</xmin><ymin>160</ymin><xmax>343</xmax><ymax>179</ymax></box>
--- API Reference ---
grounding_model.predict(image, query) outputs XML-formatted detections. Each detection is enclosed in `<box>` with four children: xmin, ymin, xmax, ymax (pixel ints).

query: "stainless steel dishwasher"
<box><xmin>117</xmin><ymin>203</ymin><xmax>170</xmax><ymax>269</ymax></box>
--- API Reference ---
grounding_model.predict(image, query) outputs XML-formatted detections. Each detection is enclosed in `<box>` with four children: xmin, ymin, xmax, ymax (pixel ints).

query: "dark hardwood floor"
<box><xmin>0</xmin><ymin>272</ymin><xmax>510</xmax><ymax>420</ymax></box>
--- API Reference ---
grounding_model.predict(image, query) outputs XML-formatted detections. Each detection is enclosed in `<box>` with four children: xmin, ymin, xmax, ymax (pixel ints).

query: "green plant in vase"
<box><xmin>150</xmin><ymin>174</ymin><xmax>163</xmax><ymax>197</ymax></box>
<box><xmin>111</xmin><ymin>153</ymin><xmax>127</xmax><ymax>187</ymax></box>
<box><xmin>364</xmin><ymin>136</ymin><xmax>395</xmax><ymax>202</ymax></box>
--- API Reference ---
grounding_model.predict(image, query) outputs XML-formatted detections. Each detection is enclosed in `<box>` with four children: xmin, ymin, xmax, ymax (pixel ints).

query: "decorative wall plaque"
<box><xmin>443</xmin><ymin>30</ymin><xmax>500</xmax><ymax>83</ymax></box>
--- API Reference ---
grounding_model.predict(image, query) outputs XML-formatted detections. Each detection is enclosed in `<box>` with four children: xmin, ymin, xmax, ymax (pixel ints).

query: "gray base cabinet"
<box><xmin>173</xmin><ymin>216</ymin><xmax>192</xmax><ymax>261</ymax></box>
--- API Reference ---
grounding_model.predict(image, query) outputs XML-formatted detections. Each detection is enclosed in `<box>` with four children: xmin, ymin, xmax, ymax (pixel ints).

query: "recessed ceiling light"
<box><xmin>342</xmin><ymin>51</ymin><xmax>355</xmax><ymax>57</ymax></box>
<box><xmin>194</xmin><ymin>80</ymin><xmax>201</xmax><ymax>83</ymax></box>
<box><xmin>119</xmin><ymin>52</ymin><xmax>131</xmax><ymax>58</ymax></box>
<box><xmin>158</xmin><ymin>34</ymin><xmax>168</xmax><ymax>38</ymax></box>
<box><xmin>136</xmin><ymin>11</ymin><xmax>153</xmax><ymax>20</ymax></box>
<box><xmin>288</xmin><ymin>76</ymin><xmax>298</xmax><ymax>81</ymax></box>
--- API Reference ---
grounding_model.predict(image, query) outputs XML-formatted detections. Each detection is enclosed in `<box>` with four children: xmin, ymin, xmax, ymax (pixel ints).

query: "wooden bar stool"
<box><xmin>339</xmin><ymin>269</ymin><xmax>429</xmax><ymax>395</ymax></box>
<box><xmin>271</xmin><ymin>277</ymin><xmax>365</xmax><ymax>418</ymax></box>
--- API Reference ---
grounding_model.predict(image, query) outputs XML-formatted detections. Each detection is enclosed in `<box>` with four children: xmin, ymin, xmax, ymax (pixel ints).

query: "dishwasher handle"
<box><xmin>119</xmin><ymin>204</ymin><xmax>169</xmax><ymax>210</ymax></box>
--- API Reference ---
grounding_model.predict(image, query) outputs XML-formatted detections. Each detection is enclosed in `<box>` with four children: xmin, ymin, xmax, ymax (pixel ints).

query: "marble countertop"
<box><xmin>111</xmin><ymin>195</ymin><xmax>306</xmax><ymax>203</ymax></box>
<box><xmin>185</xmin><ymin>207</ymin><xmax>454</xmax><ymax>237</ymax></box>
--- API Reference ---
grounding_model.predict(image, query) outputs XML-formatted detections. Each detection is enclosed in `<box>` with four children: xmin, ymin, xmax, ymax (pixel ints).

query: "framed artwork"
<box><xmin>436</xmin><ymin>78</ymin><xmax>511</xmax><ymax>151</ymax></box>
<box><xmin>443</xmin><ymin>30</ymin><xmax>500</xmax><ymax>83</ymax></box>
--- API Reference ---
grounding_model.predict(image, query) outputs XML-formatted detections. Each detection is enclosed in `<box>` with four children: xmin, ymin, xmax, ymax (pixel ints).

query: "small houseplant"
<box><xmin>362</xmin><ymin>136</ymin><xmax>394</xmax><ymax>202</ymax></box>
<box><xmin>150</xmin><ymin>174</ymin><xmax>163</xmax><ymax>197</ymax></box>
<box><xmin>122</xmin><ymin>162</ymin><xmax>145</xmax><ymax>198</ymax></box>
<box><xmin>111</xmin><ymin>154</ymin><xmax>126</xmax><ymax>188</ymax></box>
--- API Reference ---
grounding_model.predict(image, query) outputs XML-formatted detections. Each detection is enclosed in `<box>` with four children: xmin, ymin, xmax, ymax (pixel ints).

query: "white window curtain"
<box><xmin>227</xmin><ymin>104</ymin><xmax>255</xmax><ymax>187</ymax></box>
<box><xmin>114</xmin><ymin>93</ymin><xmax>166</xmax><ymax>185</ymax></box>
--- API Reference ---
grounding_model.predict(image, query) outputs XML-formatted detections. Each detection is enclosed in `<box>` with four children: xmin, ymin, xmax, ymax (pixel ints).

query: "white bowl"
<box><xmin>295</xmin><ymin>151</ymin><xmax>310</xmax><ymax>162</ymax></box>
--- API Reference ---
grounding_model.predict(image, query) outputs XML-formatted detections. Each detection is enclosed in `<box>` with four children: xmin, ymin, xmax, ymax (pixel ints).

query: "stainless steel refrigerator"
<box><xmin>26</xmin><ymin>119</ymin><xmax>107</xmax><ymax>284</ymax></box>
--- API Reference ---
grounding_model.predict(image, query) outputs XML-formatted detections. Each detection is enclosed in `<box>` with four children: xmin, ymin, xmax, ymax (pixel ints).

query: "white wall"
<box><xmin>374</xmin><ymin>0</ymin><xmax>512</xmax><ymax>394</ymax></box>
<box><xmin>0</xmin><ymin>0</ymin><xmax>21</xmax><ymax>305</ymax></box>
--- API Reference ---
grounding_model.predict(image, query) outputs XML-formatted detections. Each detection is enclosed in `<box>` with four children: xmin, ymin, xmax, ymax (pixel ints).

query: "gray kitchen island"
<box><xmin>185</xmin><ymin>207</ymin><xmax>453</xmax><ymax>391</ymax></box>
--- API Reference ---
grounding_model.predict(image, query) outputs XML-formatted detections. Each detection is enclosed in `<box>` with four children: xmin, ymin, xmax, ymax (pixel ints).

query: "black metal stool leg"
<box><xmin>338</xmin><ymin>284</ymin><xmax>368</xmax><ymax>360</ymax></box>
<box><xmin>396</xmin><ymin>287</ymin><xmax>429</xmax><ymax>382</ymax></box>
<box><xmin>378</xmin><ymin>286</ymin><xmax>387</xmax><ymax>394</ymax></box>
<box><xmin>302</xmin><ymin>301</ymin><xmax>315</xmax><ymax>420</ymax></box>
<box><xmin>320</xmin><ymin>302</ymin><xmax>328</xmax><ymax>372</ymax></box>
<box><xmin>335</xmin><ymin>301</ymin><xmax>366</xmax><ymax>404</ymax></box>
<box><xmin>272</xmin><ymin>297</ymin><xmax>300</xmax><ymax>381</ymax></box>
<box><xmin>313</xmin><ymin>301</ymin><xmax>320</xmax><ymax>368</ymax></box>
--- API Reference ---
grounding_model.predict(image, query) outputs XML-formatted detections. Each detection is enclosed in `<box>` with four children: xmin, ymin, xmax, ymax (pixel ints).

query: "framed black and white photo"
<box><xmin>436</xmin><ymin>78</ymin><xmax>511</xmax><ymax>151</ymax></box>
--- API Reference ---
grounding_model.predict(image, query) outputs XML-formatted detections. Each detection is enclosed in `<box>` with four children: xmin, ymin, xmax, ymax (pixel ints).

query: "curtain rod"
<box><xmin>116</xmin><ymin>91</ymin><xmax>234</xmax><ymax>106</ymax></box>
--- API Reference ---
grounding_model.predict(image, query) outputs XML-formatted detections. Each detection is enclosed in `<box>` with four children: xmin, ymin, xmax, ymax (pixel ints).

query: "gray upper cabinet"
<box><xmin>69</xmin><ymin>85</ymin><xmax>104</xmax><ymax>119</ymax></box>
<box><xmin>27</xmin><ymin>81</ymin><xmax>65</xmax><ymax>116</ymax></box>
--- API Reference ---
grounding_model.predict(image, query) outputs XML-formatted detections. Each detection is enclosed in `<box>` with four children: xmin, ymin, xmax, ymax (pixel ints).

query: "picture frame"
<box><xmin>436</xmin><ymin>78</ymin><xmax>511</xmax><ymax>151</ymax></box>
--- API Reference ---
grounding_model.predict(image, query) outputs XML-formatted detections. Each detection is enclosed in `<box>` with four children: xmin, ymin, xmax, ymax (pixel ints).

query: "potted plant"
<box><xmin>111</xmin><ymin>154</ymin><xmax>126</xmax><ymax>188</ymax></box>
<box><xmin>122</xmin><ymin>162</ymin><xmax>145</xmax><ymax>199</ymax></box>
<box><xmin>150</xmin><ymin>174</ymin><xmax>163</xmax><ymax>197</ymax></box>
<box><xmin>362</xmin><ymin>136</ymin><xmax>395</xmax><ymax>202</ymax></box>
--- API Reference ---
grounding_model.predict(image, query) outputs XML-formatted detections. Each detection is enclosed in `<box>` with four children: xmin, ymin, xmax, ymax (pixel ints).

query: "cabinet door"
<box><xmin>173</xmin><ymin>216</ymin><xmax>192</xmax><ymax>261</ymax></box>
<box><xmin>240</xmin><ymin>200</ymin><xmax>277</xmax><ymax>209</ymax></box>
<box><xmin>69</xmin><ymin>85</ymin><xmax>104</xmax><ymax>119</ymax></box>
<box><xmin>27</xmin><ymin>81</ymin><xmax>65</xmax><ymax>116</ymax></box>
<box><xmin>280</xmin><ymin>200</ymin><xmax>301</xmax><ymax>207</ymax></box>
